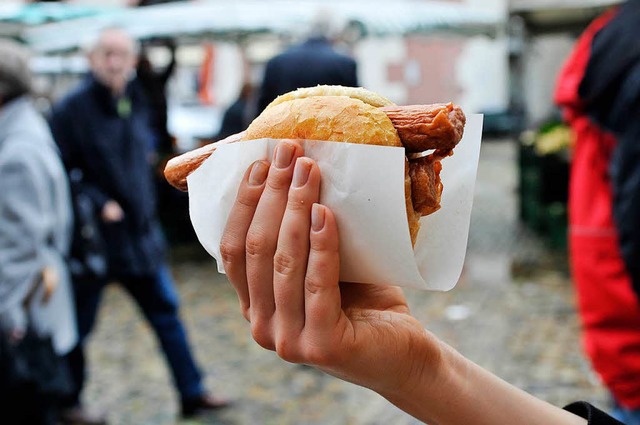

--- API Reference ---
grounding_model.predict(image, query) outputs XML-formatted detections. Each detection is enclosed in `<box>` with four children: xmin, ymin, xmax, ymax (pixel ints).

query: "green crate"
<box><xmin>518</xmin><ymin>144</ymin><xmax>569</xmax><ymax>252</ymax></box>
<box><xmin>543</xmin><ymin>202</ymin><xmax>568</xmax><ymax>251</ymax></box>
<box><xmin>519</xmin><ymin>145</ymin><xmax>543</xmax><ymax>228</ymax></box>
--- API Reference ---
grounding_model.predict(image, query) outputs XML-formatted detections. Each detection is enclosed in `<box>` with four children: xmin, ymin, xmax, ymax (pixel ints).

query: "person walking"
<box><xmin>555</xmin><ymin>1</ymin><xmax>640</xmax><ymax>423</ymax></box>
<box><xmin>256</xmin><ymin>14</ymin><xmax>358</xmax><ymax>114</ymax></box>
<box><xmin>0</xmin><ymin>39</ymin><xmax>77</xmax><ymax>424</ymax></box>
<box><xmin>49</xmin><ymin>27</ymin><xmax>229</xmax><ymax>423</ymax></box>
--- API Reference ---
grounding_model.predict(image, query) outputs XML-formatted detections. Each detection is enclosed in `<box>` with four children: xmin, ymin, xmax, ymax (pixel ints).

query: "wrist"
<box><xmin>377</xmin><ymin>329</ymin><xmax>455</xmax><ymax>424</ymax></box>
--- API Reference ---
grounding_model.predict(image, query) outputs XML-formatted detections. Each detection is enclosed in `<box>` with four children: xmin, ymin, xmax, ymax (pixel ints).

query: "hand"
<box><xmin>23</xmin><ymin>265</ymin><xmax>59</xmax><ymax>307</ymax></box>
<box><xmin>8</xmin><ymin>328</ymin><xmax>25</xmax><ymax>344</ymax></box>
<box><xmin>220</xmin><ymin>140</ymin><xmax>440</xmax><ymax>395</ymax></box>
<box><xmin>41</xmin><ymin>266</ymin><xmax>58</xmax><ymax>305</ymax></box>
<box><xmin>220</xmin><ymin>140</ymin><xmax>589</xmax><ymax>425</ymax></box>
<box><xmin>102</xmin><ymin>200</ymin><xmax>124</xmax><ymax>223</ymax></box>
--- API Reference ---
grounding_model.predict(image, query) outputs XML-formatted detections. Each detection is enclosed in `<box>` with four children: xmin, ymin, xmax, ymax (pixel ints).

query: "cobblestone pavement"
<box><xmin>80</xmin><ymin>139</ymin><xmax>610</xmax><ymax>424</ymax></box>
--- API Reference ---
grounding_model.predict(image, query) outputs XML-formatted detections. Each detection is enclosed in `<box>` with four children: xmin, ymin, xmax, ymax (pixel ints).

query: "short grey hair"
<box><xmin>307</xmin><ymin>7</ymin><xmax>343</xmax><ymax>40</ymax></box>
<box><xmin>82</xmin><ymin>26</ymin><xmax>140</xmax><ymax>56</ymax></box>
<box><xmin>0</xmin><ymin>39</ymin><xmax>32</xmax><ymax>101</ymax></box>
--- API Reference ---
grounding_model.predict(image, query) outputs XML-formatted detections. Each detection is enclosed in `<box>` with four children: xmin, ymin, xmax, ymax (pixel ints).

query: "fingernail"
<box><xmin>248</xmin><ymin>160</ymin><xmax>268</xmax><ymax>186</ymax></box>
<box><xmin>274</xmin><ymin>142</ymin><xmax>295</xmax><ymax>169</ymax></box>
<box><xmin>292</xmin><ymin>158</ymin><xmax>311</xmax><ymax>187</ymax></box>
<box><xmin>311</xmin><ymin>204</ymin><xmax>325</xmax><ymax>231</ymax></box>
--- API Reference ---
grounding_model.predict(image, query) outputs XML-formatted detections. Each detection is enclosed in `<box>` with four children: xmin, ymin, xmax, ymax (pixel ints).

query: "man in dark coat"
<box><xmin>256</xmin><ymin>21</ymin><xmax>358</xmax><ymax>114</ymax></box>
<box><xmin>49</xmin><ymin>28</ymin><xmax>229</xmax><ymax>423</ymax></box>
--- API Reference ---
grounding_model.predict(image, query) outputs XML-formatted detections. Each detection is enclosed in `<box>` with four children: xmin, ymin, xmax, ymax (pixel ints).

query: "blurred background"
<box><xmin>0</xmin><ymin>0</ymin><xmax>623</xmax><ymax>423</ymax></box>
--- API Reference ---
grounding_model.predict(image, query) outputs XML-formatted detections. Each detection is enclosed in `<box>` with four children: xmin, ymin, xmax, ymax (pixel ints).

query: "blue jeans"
<box><xmin>612</xmin><ymin>399</ymin><xmax>640</xmax><ymax>425</ymax></box>
<box><xmin>63</xmin><ymin>265</ymin><xmax>204</xmax><ymax>406</ymax></box>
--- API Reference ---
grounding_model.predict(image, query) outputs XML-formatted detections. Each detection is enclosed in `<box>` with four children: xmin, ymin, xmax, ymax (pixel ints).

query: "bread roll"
<box><xmin>265</xmin><ymin>85</ymin><xmax>395</xmax><ymax>109</ymax></box>
<box><xmin>243</xmin><ymin>88</ymin><xmax>421</xmax><ymax>245</ymax></box>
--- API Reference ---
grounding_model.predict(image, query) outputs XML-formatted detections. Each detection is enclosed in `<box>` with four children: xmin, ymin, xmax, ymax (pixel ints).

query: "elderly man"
<box><xmin>49</xmin><ymin>28</ymin><xmax>229</xmax><ymax>423</ymax></box>
<box><xmin>0</xmin><ymin>40</ymin><xmax>77</xmax><ymax>423</ymax></box>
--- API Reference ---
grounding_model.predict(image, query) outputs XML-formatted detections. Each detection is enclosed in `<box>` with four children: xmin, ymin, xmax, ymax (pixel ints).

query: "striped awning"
<box><xmin>509</xmin><ymin>0</ymin><xmax>622</xmax><ymax>34</ymax></box>
<box><xmin>20</xmin><ymin>0</ymin><xmax>502</xmax><ymax>53</ymax></box>
<box><xmin>0</xmin><ymin>2</ymin><xmax>116</xmax><ymax>26</ymax></box>
<box><xmin>509</xmin><ymin>0</ymin><xmax>621</xmax><ymax>12</ymax></box>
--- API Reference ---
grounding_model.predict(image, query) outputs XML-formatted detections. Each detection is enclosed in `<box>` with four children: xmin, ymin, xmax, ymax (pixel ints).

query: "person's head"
<box><xmin>0</xmin><ymin>39</ymin><xmax>32</xmax><ymax>107</ymax></box>
<box><xmin>307</xmin><ymin>8</ymin><xmax>340</xmax><ymax>41</ymax></box>
<box><xmin>87</xmin><ymin>27</ymin><xmax>138</xmax><ymax>95</ymax></box>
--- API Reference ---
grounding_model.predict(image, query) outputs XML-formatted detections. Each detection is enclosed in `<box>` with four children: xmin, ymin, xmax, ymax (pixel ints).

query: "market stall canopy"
<box><xmin>18</xmin><ymin>0</ymin><xmax>502</xmax><ymax>54</ymax></box>
<box><xmin>0</xmin><ymin>2</ymin><xmax>117</xmax><ymax>38</ymax></box>
<box><xmin>509</xmin><ymin>0</ymin><xmax>622</xmax><ymax>35</ymax></box>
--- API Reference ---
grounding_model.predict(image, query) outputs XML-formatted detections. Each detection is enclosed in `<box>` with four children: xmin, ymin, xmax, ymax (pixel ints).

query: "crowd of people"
<box><xmin>0</xmin><ymin>18</ymin><xmax>360</xmax><ymax>424</ymax></box>
<box><xmin>0</xmin><ymin>1</ymin><xmax>639</xmax><ymax>423</ymax></box>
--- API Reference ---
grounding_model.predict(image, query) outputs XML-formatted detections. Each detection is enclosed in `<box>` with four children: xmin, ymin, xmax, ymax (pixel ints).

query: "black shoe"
<box><xmin>181</xmin><ymin>394</ymin><xmax>232</xmax><ymax>418</ymax></box>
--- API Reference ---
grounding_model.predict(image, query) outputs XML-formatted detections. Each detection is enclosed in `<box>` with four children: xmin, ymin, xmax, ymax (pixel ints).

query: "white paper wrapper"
<box><xmin>188</xmin><ymin>114</ymin><xmax>483</xmax><ymax>291</ymax></box>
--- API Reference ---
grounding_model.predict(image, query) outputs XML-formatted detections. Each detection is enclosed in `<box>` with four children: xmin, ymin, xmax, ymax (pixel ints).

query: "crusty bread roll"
<box><xmin>243</xmin><ymin>87</ymin><xmax>422</xmax><ymax>245</ymax></box>
<box><xmin>245</xmin><ymin>96</ymin><xmax>402</xmax><ymax>147</ymax></box>
<box><xmin>265</xmin><ymin>85</ymin><xmax>396</xmax><ymax>109</ymax></box>
<box><xmin>164</xmin><ymin>85</ymin><xmax>465</xmax><ymax>245</ymax></box>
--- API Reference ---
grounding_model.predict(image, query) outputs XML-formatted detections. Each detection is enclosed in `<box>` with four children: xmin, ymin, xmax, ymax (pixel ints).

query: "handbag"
<box><xmin>0</xmin><ymin>326</ymin><xmax>72</xmax><ymax>398</ymax></box>
<box><xmin>0</xmin><ymin>281</ymin><xmax>73</xmax><ymax>424</ymax></box>
<box><xmin>0</xmin><ymin>268</ymin><xmax>72</xmax><ymax>399</ymax></box>
<box><xmin>68</xmin><ymin>171</ymin><xmax>108</xmax><ymax>280</ymax></box>
<box><xmin>0</xmin><ymin>327</ymin><xmax>72</xmax><ymax>425</ymax></box>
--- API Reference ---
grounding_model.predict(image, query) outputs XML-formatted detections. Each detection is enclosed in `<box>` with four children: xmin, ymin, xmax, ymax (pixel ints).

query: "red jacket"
<box><xmin>555</xmin><ymin>8</ymin><xmax>640</xmax><ymax>408</ymax></box>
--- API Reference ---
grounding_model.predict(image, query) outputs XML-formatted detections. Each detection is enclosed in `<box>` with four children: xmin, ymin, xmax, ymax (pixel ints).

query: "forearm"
<box><xmin>381</xmin><ymin>336</ymin><xmax>586</xmax><ymax>425</ymax></box>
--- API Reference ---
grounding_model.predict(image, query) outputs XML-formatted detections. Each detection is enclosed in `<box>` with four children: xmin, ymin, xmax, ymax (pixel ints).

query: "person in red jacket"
<box><xmin>555</xmin><ymin>2</ymin><xmax>640</xmax><ymax>423</ymax></box>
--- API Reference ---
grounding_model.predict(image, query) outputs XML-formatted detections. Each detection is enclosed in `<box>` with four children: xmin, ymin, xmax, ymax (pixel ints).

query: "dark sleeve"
<box><xmin>345</xmin><ymin>58</ymin><xmax>358</xmax><ymax>87</ymax></box>
<box><xmin>159</xmin><ymin>46</ymin><xmax>177</xmax><ymax>86</ymax></box>
<box><xmin>216</xmin><ymin>100</ymin><xmax>245</xmax><ymax>141</ymax></box>
<box><xmin>48</xmin><ymin>103</ymin><xmax>110</xmax><ymax>210</ymax></box>
<box><xmin>257</xmin><ymin>59</ymin><xmax>279</xmax><ymax>114</ymax></box>
<box><xmin>564</xmin><ymin>402</ymin><xmax>624</xmax><ymax>425</ymax></box>
<box><xmin>579</xmin><ymin>6</ymin><xmax>640</xmax><ymax>298</ymax></box>
<box><xmin>611</xmin><ymin>121</ymin><xmax>640</xmax><ymax>297</ymax></box>
<box><xmin>607</xmin><ymin>35</ymin><xmax>640</xmax><ymax>297</ymax></box>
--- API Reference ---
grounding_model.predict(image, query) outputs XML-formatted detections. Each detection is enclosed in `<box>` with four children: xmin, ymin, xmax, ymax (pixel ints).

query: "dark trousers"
<box><xmin>63</xmin><ymin>265</ymin><xmax>204</xmax><ymax>407</ymax></box>
<box><xmin>4</xmin><ymin>384</ymin><xmax>58</xmax><ymax>425</ymax></box>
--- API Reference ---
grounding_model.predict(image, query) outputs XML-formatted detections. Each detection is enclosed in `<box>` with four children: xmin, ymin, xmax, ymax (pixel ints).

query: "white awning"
<box><xmin>22</xmin><ymin>0</ymin><xmax>502</xmax><ymax>53</ymax></box>
<box><xmin>510</xmin><ymin>0</ymin><xmax>621</xmax><ymax>12</ymax></box>
<box><xmin>509</xmin><ymin>0</ymin><xmax>622</xmax><ymax>35</ymax></box>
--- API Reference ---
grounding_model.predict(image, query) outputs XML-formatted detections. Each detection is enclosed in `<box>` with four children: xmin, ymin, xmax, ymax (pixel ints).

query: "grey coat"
<box><xmin>0</xmin><ymin>97</ymin><xmax>76</xmax><ymax>355</ymax></box>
